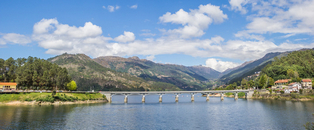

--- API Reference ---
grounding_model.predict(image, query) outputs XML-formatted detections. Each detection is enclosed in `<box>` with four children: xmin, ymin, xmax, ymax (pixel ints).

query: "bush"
<box><xmin>24</xmin><ymin>98</ymin><xmax>33</xmax><ymax>101</ymax></box>
<box><xmin>291</xmin><ymin>93</ymin><xmax>299</xmax><ymax>99</ymax></box>
<box><xmin>300</xmin><ymin>89</ymin><xmax>303</xmax><ymax>94</ymax></box>
<box><xmin>52</xmin><ymin>90</ymin><xmax>56</xmax><ymax>96</ymax></box>
<box><xmin>280</xmin><ymin>91</ymin><xmax>284</xmax><ymax>94</ymax></box>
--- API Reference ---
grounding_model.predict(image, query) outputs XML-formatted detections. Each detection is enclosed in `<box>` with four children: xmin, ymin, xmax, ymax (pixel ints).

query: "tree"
<box><xmin>258</xmin><ymin>74</ymin><xmax>268</xmax><ymax>89</ymax></box>
<box><xmin>67</xmin><ymin>80</ymin><xmax>77</xmax><ymax>91</ymax></box>
<box><xmin>241</xmin><ymin>79</ymin><xmax>247</xmax><ymax>89</ymax></box>
<box><xmin>268</xmin><ymin>77</ymin><xmax>274</xmax><ymax>87</ymax></box>
<box><xmin>248</xmin><ymin>80</ymin><xmax>254</xmax><ymax>88</ymax></box>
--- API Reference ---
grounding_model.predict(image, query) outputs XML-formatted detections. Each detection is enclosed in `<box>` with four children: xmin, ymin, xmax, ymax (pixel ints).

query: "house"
<box><xmin>0</xmin><ymin>82</ymin><xmax>17</xmax><ymax>91</ymax></box>
<box><xmin>273</xmin><ymin>79</ymin><xmax>291</xmax><ymax>89</ymax></box>
<box><xmin>284</xmin><ymin>89</ymin><xmax>290</xmax><ymax>94</ymax></box>
<box><xmin>288</xmin><ymin>82</ymin><xmax>302</xmax><ymax>92</ymax></box>
<box><xmin>301</xmin><ymin>79</ymin><xmax>312</xmax><ymax>89</ymax></box>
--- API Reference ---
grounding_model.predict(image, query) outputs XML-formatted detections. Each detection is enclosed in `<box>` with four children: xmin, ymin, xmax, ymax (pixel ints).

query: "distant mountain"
<box><xmin>219</xmin><ymin>52</ymin><xmax>290</xmax><ymax>84</ymax></box>
<box><xmin>48</xmin><ymin>53</ymin><xmax>181</xmax><ymax>91</ymax></box>
<box><xmin>187</xmin><ymin>65</ymin><xmax>221</xmax><ymax>80</ymax></box>
<box><xmin>93</xmin><ymin>56</ymin><xmax>220</xmax><ymax>90</ymax></box>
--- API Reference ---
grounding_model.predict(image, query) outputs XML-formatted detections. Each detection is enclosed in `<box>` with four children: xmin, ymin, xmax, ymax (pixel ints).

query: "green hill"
<box><xmin>262</xmin><ymin>49</ymin><xmax>314</xmax><ymax>81</ymax></box>
<box><xmin>48</xmin><ymin>53</ymin><xmax>180</xmax><ymax>91</ymax></box>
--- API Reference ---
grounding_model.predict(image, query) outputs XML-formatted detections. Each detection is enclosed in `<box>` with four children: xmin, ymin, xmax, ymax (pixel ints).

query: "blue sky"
<box><xmin>1</xmin><ymin>0</ymin><xmax>314</xmax><ymax>72</ymax></box>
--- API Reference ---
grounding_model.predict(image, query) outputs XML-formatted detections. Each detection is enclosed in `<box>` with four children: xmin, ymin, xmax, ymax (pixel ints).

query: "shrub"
<box><xmin>280</xmin><ymin>91</ymin><xmax>284</xmax><ymax>94</ymax></box>
<box><xmin>291</xmin><ymin>93</ymin><xmax>299</xmax><ymax>99</ymax></box>
<box><xmin>300</xmin><ymin>89</ymin><xmax>303</xmax><ymax>94</ymax></box>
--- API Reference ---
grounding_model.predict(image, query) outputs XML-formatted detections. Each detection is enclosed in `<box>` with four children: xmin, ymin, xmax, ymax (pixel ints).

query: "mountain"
<box><xmin>48</xmin><ymin>53</ymin><xmax>181</xmax><ymax>91</ymax></box>
<box><xmin>219</xmin><ymin>52</ymin><xmax>290</xmax><ymax>84</ymax></box>
<box><xmin>93</xmin><ymin>56</ymin><xmax>220</xmax><ymax>90</ymax></box>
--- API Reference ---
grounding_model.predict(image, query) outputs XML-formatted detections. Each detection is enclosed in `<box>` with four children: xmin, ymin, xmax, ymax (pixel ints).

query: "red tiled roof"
<box><xmin>302</xmin><ymin>79</ymin><xmax>312</xmax><ymax>82</ymax></box>
<box><xmin>0</xmin><ymin>82</ymin><xmax>17</xmax><ymax>85</ymax></box>
<box><xmin>275</xmin><ymin>79</ymin><xmax>291</xmax><ymax>84</ymax></box>
<box><xmin>288</xmin><ymin>82</ymin><xmax>297</xmax><ymax>86</ymax></box>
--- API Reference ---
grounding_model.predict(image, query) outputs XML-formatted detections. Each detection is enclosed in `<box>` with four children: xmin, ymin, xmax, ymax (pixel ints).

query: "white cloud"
<box><xmin>114</xmin><ymin>31</ymin><xmax>135</xmax><ymax>42</ymax></box>
<box><xmin>159</xmin><ymin>4</ymin><xmax>227</xmax><ymax>38</ymax></box>
<box><xmin>229</xmin><ymin>0</ymin><xmax>248</xmax><ymax>14</ymax></box>
<box><xmin>1</xmin><ymin>33</ymin><xmax>31</xmax><ymax>45</ymax></box>
<box><xmin>0</xmin><ymin>38</ymin><xmax>6</xmax><ymax>45</ymax></box>
<box><xmin>237</xmin><ymin>0</ymin><xmax>314</xmax><ymax>36</ymax></box>
<box><xmin>205</xmin><ymin>58</ymin><xmax>240</xmax><ymax>72</ymax></box>
<box><xmin>146</xmin><ymin>55</ymin><xmax>155</xmax><ymax>61</ymax></box>
<box><xmin>103</xmin><ymin>5</ymin><xmax>120</xmax><ymax>12</ymax></box>
<box><xmin>130</xmin><ymin>5</ymin><xmax>137</xmax><ymax>9</ymax></box>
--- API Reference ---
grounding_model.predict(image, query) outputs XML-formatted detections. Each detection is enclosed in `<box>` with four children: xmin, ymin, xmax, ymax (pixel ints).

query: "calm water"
<box><xmin>0</xmin><ymin>94</ymin><xmax>314</xmax><ymax>129</ymax></box>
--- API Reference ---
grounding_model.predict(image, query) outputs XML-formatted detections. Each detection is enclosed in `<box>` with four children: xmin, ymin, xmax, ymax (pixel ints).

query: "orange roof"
<box><xmin>0</xmin><ymin>82</ymin><xmax>17</xmax><ymax>85</ymax></box>
<box><xmin>288</xmin><ymin>82</ymin><xmax>297</xmax><ymax>86</ymax></box>
<box><xmin>275</xmin><ymin>79</ymin><xmax>291</xmax><ymax>84</ymax></box>
<box><xmin>302</xmin><ymin>79</ymin><xmax>312</xmax><ymax>82</ymax></box>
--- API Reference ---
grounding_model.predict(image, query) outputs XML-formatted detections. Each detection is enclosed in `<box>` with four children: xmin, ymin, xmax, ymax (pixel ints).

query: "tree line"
<box><xmin>0</xmin><ymin>56</ymin><xmax>73</xmax><ymax>90</ymax></box>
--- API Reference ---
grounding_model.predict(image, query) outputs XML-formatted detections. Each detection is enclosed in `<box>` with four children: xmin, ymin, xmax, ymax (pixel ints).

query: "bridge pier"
<box><xmin>104</xmin><ymin>94</ymin><xmax>112</xmax><ymax>103</ymax></box>
<box><xmin>220</xmin><ymin>93</ymin><xmax>224</xmax><ymax>100</ymax></box>
<box><xmin>124</xmin><ymin>95</ymin><xmax>128</xmax><ymax>103</ymax></box>
<box><xmin>234</xmin><ymin>93</ymin><xmax>238</xmax><ymax>100</ymax></box>
<box><xmin>191</xmin><ymin>93</ymin><xmax>195</xmax><ymax>102</ymax></box>
<box><xmin>206</xmin><ymin>94</ymin><xmax>210</xmax><ymax>101</ymax></box>
<box><xmin>159</xmin><ymin>94</ymin><xmax>163</xmax><ymax>102</ymax></box>
<box><xmin>175</xmin><ymin>94</ymin><xmax>179</xmax><ymax>102</ymax></box>
<box><xmin>142</xmin><ymin>95</ymin><xmax>145</xmax><ymax>103</ymax></box>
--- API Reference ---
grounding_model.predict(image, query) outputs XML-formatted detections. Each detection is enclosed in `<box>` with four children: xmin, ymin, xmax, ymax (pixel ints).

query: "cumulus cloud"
<box><xmin>103</xmin><ymin>5</ymin><xmax>120</xmax><ymax>12</ymax></box>
<box><xmin>1</xmin><ymin>33</ymin><xmax>31</xmax><ymax>45</ymax></box>
<box><xmin>205</xmin><ymin>58</ymin><xmax>240</xmax><ymax>72</ymax></box>
<box><xmin>114</xmin><ymin>31</ymin><xmax>135</xmax><ymax>42</ymax></box>
<box><xmin>130</xmin><ymin>5</ymin><xmax>137</xmax><ymax>9</ymax></box>
<box><xmin>235</xmin><ymin>0</ymin><xmax>314</xmax><ymax>38</ymax></box>
<box><xmin>159</xmin><ymin>4</ymin><xmax>227</xmax><ymax>38</ymax></box>
<box><xmin>31</xmin><ymin>19</ymin><xmax>314</xmax><ymax>62</ymax></box>
<box><xmin>229</xmin><ymin>0</ymin><xmax>248</xmax><ymax>14</ymax></box>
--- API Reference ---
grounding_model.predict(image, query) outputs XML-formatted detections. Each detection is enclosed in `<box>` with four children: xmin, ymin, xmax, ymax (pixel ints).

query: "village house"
<box><xmin>301</xmin><ymin>79</ymin><xmax>312</xmax><ymax>89</ymax></box>
<box><xmin>285</xmin><ymin>82</ymin><xmax>302</xmax><ymax>93</ymax></box>
<box><xmin>272</xmin><ymin>79</ymin><xmax>291</xmax><ymax>89</ymax></box>
<box><xmin>0</xmin><ymin>82</ymin><xmax>17</xmax><ymax>91</ymax></box>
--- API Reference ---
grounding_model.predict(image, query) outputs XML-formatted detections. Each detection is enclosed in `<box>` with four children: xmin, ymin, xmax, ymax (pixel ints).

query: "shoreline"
<box><xmin>0</xmin><ymin>100</ymin><xmax>108</xmax><ymax>106</ymax></box>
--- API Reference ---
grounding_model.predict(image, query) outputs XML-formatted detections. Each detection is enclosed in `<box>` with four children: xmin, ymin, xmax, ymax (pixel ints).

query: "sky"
<box><xmin>1</xmin><ymin>0</ymin><xmax>314</xmax><ymax>72</ymax></box>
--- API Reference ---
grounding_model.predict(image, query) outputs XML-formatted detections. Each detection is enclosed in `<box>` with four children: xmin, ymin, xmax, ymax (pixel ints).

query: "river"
<box><xmin>0</xmin><ymin>94</ymin><xmax>313</xmax><ymax>129</ymax></box>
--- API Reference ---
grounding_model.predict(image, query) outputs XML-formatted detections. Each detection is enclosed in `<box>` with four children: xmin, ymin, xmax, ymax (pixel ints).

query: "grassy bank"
<box><xmin>252</xmin><ymin>93</ymin><xmax>314</xmax><ymax>101</ymax></box>
<box><xmin>0</xmin><ymin>92</ymin><xmax>106</xmax><ymax>103</ymax></box>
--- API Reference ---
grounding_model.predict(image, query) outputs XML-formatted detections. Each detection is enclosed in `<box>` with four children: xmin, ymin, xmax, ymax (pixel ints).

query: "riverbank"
<box><xmin>0</xmin><ymin>92</ymin><xmax>107</xmax><ymax>105</ymax></box>
<box><xmin>252</xmin><ymin>93</ymin><xmax>314</xmax><ymax>101</ymax></box>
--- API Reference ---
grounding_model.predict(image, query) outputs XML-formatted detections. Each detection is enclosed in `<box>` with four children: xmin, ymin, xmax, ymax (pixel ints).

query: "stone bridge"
<box><xmin>100</xmin><ymin>90</ymin><xmax>254</xmax><ymax>103</ymax></box>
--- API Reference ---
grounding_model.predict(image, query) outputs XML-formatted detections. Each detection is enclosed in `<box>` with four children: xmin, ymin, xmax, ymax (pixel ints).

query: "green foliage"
<box><xmin>67</xmin><ymin>80</ymin><xmax>77</xmax><ymax>91</ymax></box>
<box><xmin>280</xmin><ymin>91</ymin><xmax>284</xmax><ymax>94</ymax></box>
<box><xmin>238</xmin><ymin>92</ymin><xmax>245</xmax><ymax>97</ymax></box>
<box><xmin>291</xmin><ymin>93</ymin><xmax>299</xmax><ymax>98</ymax></box>
<box><xmin>262</xmin><ymin>49</ymin><xmax>314</xmax><ymax>81</ymax></box>
<box><xmin>0</xmin><ymin>56</ymin><xmax>72</xmax><ymax>90</ymax></box>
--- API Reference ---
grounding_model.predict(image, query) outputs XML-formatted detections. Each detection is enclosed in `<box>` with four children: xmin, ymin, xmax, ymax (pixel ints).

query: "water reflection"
<box><xmin>0</xmin><ymin>98</ymin><xmax>313</xmax><ymax>129</ymax></box>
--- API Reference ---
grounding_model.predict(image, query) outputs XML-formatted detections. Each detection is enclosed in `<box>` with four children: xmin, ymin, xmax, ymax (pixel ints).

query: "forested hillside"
<box><xmin>219</xmin><ymin>52</ymin><xmax>289</xmax><ymax>84</ymax></box>
<box><xmin>0</xmin><ymin>56</ymin><xmax>71</xmax><ymax>90</ymax></box>
<box><xmin>93</xmin><ymin>56</ymin><xmax>216</xmax><ymax>90</ymax></box>
<box><xmin>262</xmin><ymin>49</ymin><xmax>314</xmax><ymax>81</ymax></box>
<box><xmin>48</xmin><ymin>53</ymin><xmax>181</xmax><ymax>91</ymax></box>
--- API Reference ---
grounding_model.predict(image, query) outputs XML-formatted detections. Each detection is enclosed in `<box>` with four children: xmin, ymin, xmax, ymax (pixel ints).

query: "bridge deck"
<box><xmin>100</xmin><ymin>90</ymin><xmax>250</xmax><ymax>95</ymax></box>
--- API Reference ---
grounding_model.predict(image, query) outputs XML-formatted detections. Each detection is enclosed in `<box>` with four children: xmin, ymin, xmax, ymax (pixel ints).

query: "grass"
<box><xmin>0</xmin><ymin>92</ymin><xmax>106</xmax><ymax>103</ymax></box>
